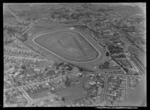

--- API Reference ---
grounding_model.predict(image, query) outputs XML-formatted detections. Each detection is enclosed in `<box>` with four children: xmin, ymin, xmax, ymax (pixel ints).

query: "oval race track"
<box><xmin>32</xmin><ymin>29</ymin><xmax>101</xmax><ymax>63</ymax></box>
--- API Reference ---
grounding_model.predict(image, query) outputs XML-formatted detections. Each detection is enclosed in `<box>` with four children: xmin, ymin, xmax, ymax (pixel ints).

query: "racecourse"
<box><xmin>32</xmin><ymin>28</ymin><xmax>101</xmax><ymax>63</ymax></box>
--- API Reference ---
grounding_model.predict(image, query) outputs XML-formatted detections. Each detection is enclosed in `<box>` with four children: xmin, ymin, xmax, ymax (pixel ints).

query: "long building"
<box><xmin>130</xmin><ymin>55</ymin><xmax>146</xmax><ymax>75</ymax></box>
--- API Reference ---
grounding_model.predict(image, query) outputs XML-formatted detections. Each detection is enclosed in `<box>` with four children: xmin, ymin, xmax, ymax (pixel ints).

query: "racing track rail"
<box><xmin>32</xmin><ymin>28</ymin><xmax>101</xmax><ymax>64</ymax></box>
